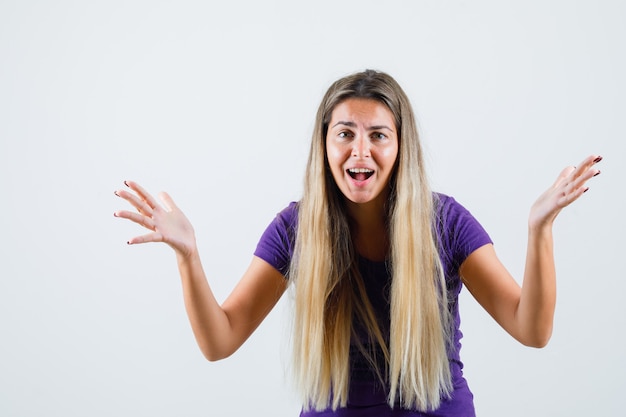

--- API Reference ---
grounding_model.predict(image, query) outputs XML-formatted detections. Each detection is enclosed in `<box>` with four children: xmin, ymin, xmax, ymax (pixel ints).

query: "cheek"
<box><xmin>377</xmin><ymin>147</ymin><xmax>398</xmax><ymax>169</ymax></box>
<box><xmin>387</xmin><ymin>144</ymin><xmax>399</xmax><ymax>167</ymax></box>
<box><xmin>325</xmin><ymin>144</ymin><xmax>344</xmax><ymax>169</ymax></box>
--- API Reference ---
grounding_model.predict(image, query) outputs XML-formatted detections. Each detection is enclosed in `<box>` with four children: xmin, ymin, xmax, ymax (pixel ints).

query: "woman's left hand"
<box><xmin>529</xmin><ymin>154</ymin><xmax>602</xmax><ymax>230</ymax></box>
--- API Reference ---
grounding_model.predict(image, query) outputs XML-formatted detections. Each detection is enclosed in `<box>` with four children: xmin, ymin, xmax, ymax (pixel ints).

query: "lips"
<box><xmin>347</xmin><ymin>168</ymin><xmax>374</xmax><ymax>181</ymax></box>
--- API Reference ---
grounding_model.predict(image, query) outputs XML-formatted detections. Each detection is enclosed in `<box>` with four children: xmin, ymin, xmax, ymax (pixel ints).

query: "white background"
<box><xmin>1</xmin><ymin>1</ymin><xmax>624</xmax><ymax>416</ymax></box>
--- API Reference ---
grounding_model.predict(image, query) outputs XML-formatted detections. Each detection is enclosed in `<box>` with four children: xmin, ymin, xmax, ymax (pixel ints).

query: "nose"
<box><xmin>352</xmin><ymin>135</ymin><xmax>370</xmax><ymax>158</ymax></box>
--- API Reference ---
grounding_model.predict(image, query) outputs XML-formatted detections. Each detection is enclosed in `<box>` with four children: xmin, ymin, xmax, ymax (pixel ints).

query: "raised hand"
<box><xmin>529</xmin><ymin>154</ymin><xmax>602</xmax><ymax>230</ymax></box>
<box><xmin>114</xmin><ymin>181</ymin><xmax>197</xmax><ymax>258</ymax></box>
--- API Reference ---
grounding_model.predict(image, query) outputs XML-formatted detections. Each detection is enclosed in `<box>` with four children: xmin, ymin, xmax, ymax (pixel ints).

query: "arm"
<box><xmin>114</xmin><ymin>181</ymin><xmax>287</xmax><ymax>361</ymax></box>
<box><xmin>459</xmin><ymin>154</ymin><xmax>602</xmax><ymax>348</ymax></box>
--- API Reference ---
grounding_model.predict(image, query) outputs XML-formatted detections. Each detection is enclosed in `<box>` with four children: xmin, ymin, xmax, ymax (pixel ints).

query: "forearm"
<box><xmin>176</xmin><ymin>250</ymin><xmax>235</xmax><ymax>361</ymax></box>
<box><xmin>517</xmin><ymin>225</ymin><xmax>557</xmax><ymax>347</ymax></box>
<box><xmin>462</xmin><ymin>155</ymin><xmax>600</xmax><ymax>348</ymax></box>
<box><xmin>114</xmin><ymin>181</ymin><xmax>285</xmax><ymax>360</ymax></box>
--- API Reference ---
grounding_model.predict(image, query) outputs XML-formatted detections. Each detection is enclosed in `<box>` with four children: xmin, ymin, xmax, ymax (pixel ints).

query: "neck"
<box><xmin>345</xmin><ymin>198</ymin><xmax>390</xmax><ymax>262</ymax></box>
<box><xmin>346</xmin><ymin>199</ymin><xmax>386</xmax><ymax>228</ymax></box>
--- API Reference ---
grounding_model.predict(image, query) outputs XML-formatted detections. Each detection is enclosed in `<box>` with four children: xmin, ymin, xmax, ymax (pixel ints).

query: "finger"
<box><xmin>570</xmin><ymin>154</ymin><xmax>602</xmax><ymax>179</ymax></box>
<box><xmin>568</xmin><ymin>155</ymin><xmax>602</xmax><ymax>190</ymax></box>
<box><xmin>580</xmin><ymin>154</ymin><xmax>603</xmax><ymax>168</ymax></box>
<box><xmin>554</xmin><ymin>154</ymin><xmax>602</xmax><ymax>191</ymax></box>
<box><xmin>570</xmin><ymin>166</ymin><xmax>601</xmax><ymax>190</ymax></box>
<box><xmin>552</xmin><ymin>166</ymin><xmax>576</xmax><ymax>188</ymax></box>
<box><xmin>558</xmin><ymin>173</ymin><xmax>601</xmax><ymax>209</ymax></box>
<box><xmin>124</xmin><ymin>180</ymin><xmax>160</xmax><ymax>210</ymax></box>
<box><xmin>113</xmin><ymin>210</ymin><xmax>156</xmax><ymax>231</ymax></box>
<box><xmin>114</xmin><ymin>189</ymin><xmax>153</xmax><ymax>217</ymax></box>
<box><xmin>558</xmin><ymin>181</ymin><xmax>590</xmax><ymax>207</ymax></box>
<box><xmin>158</xmin><ymin>191</ymin><xmax>178</xmax><ymax>213</ymax></box>
<box><xmin>127</xmin><ymin>231</ymin><xmax>164</xmax><ymax>245</ymax></box>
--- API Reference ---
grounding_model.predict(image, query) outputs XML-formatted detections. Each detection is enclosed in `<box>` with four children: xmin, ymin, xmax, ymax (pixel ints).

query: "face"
<box><xmin>326</xmin><ymin>98</ymin><xmax>399</xmax><ymax>209</ymax></box>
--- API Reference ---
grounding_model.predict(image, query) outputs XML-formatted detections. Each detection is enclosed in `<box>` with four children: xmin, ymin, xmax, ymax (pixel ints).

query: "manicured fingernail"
<box><xmin>124</xmin><ymin>180</ymin><xmax>129</xmax><ymax>187</ymax></box>
<box><xmin>594</xmin><ymin>170</ymin><xmax>601</xmax><ymax>177</ymax></box>
<box><xmin>126</xmin><ymin>241</ymin><xmax>131</xmax><ymax>245</ymax></box>
<box><xmin>114</xmin><ymin>191</ymin><xmax>119</xmax><ymax>196</ymax></box>
<box><xmin>594</xmin><ymin>156</ymin><xmax>603</xmax><ymax>163</ymax></box>
<box><xmin>584</xmin><ymin>187</ymin><xmax>590</xmax><ymax>193</ymax></box>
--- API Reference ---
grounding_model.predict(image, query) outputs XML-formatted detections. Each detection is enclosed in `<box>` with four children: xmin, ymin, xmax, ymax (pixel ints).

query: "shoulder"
<box><xmin>433</xmin><ymin>192</ymin><xmax>482</xmax><ymax>227</ymax></box>
<box><xmin>432</xmin><ymin>192</ymin><xmax>493</xmax><ymax>269</ymax></box>
<box><xmin>275</xmin><ymin>201</ymin><xmax>299</xmax><ymax>228</ymax></box>
<box><xmin>253</xmin><ymin>202</ymin><xmax>299</xmax><ymax>277</ymax></box>
<box><xmin>433</xmin><ymin>192</ymin><xmax>465</xmax><ymax>216</ymax></box>
<box><xmin>433</xmin><ymin>193</ymin><xmax>469</xmax><ymax>233</ymax></box>
<box><xmin>268</xmin><ymin>201</ymin><xmax>299</xmax><ymax>242</ymax></box>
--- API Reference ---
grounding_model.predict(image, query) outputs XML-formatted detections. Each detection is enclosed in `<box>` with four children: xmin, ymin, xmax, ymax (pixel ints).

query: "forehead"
<box><xmin>329</xmin><ymin>98</ymin><xmax>395</xmax><ymax>127</ymax></box>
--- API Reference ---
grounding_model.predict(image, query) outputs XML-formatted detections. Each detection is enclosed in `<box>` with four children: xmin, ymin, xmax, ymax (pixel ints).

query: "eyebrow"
<box><xmin>331</xmin><ymin>121</ymin><xmax>394</xmax><ymax>132</ymax></box>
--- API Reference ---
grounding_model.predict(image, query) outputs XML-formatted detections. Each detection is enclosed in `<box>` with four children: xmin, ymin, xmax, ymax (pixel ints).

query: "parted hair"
<box><xmin>290</xmin><ymin>69</ymin><xmax>452</xmax><ymax>412</ymax></box>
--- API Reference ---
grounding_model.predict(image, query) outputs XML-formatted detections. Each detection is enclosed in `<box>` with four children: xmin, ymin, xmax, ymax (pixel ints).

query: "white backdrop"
<box><xmin>1</xmin><ymin>1</ymin><xmax>624</xmax><ymax>416</ymax></box>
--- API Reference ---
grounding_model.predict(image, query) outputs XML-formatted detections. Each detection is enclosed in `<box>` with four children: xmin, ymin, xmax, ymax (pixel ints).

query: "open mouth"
<box><xmin>347</xmin><ymin>168</ymin><xmax>374</xmax><ymax>181</ymax></box>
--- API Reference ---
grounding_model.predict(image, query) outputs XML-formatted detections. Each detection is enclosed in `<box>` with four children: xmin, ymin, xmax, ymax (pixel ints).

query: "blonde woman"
<box><xmin>114</xmin><ymin>70</ymin><xmax>601</xmax><ymax>416</ymax></box>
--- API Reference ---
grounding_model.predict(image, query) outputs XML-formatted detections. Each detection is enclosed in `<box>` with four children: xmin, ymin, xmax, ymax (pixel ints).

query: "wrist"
<box><xmin>528</xmin><ymin>206</ymin><xmax>559</xmax><ymax>235</ymax></box>
<box><xmin>527</xmin><ymin>222</ymin><xmax>554</xmax><ymax>244</ymax></box>
<box><xmin>175</xmin><ymin>243</ymin><xmax>200</xmax><ymax>265</ymax></box>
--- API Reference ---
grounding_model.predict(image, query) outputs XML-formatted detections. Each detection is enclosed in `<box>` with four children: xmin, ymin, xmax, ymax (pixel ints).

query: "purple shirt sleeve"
<box><xmin>253</xmin><ymin>202</ymin><xmax>298</xmax><ymax>277</ymax></box>
<box><xmin>435</xmin><ymin>193</ymin><xmax>493</xmax><ymax>291</ymax></box>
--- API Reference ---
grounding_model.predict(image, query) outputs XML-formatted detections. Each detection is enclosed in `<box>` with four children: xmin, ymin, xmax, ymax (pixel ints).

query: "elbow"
<box><xmin>204</xmin><ymin>352</ymin><xmax>226</xmax><ymax>362</ymax></box>
<box><xmin>202</xmin><ymin>352</ymin><xmax>230</xmax><ymax>362</ymax></box>
<box><xmin>514</xmin><ymin>314</ymin><xmax>554</xmax><ymax>348</ymax></box>
<box><xmin>524</xmin><ymin>337</ymin><xmax>551</xmax><ymax>349</ymax></box>
<box><xmin>200</xmin><ymin>344</ymin><xmax>236</xmax><ymax>362</ymax></box>
<box><xmin>520</xmin><ymin>328</ymin><xmax>553</xmax><ymax>349</ymax></box>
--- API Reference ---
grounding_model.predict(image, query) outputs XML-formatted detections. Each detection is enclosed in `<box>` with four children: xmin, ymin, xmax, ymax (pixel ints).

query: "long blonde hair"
<box><xmin>290</xmin><ymin>70</ymin><xmax>452</xmax><ymax>411</ymax></box>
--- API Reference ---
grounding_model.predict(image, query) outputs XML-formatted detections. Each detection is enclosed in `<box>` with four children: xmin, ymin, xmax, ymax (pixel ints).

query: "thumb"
<box><xmin>158</xmin><ymin>191</ymin><xmax>179</xmax><ymax>212</ymax></box>
<box><xmin>552</xmin><ymin>165</ymin><xmax>575</xmax><ymax>188</ymax></box>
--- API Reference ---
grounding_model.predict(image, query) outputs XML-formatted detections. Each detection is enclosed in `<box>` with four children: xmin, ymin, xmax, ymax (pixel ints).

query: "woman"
<box><xmin>114</xmin><ymin>70</ymin><xmax>601</xmax><ymax>416</ymax></box>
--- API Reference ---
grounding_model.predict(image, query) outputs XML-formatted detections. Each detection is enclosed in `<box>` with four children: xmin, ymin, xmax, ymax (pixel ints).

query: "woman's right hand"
<box><xmin>114</xmin><ymin>181</ymin><xmax>197</xmax><ymax>258</ymax></box>
<box><xmin>115</xmin><ymin>181</ymin><xmax>288</xmax><ymax>361</ymax></box>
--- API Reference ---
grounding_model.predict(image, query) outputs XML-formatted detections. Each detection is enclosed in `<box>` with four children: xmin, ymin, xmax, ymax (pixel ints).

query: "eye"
<box><xmin>338</xmin><ymin>131</ymin><xmax>353</xmax><ymax>139</ymax></box>
<box><xmin>371</xmin><ymin>132</ymin><xmax>387</xmax><ymax>140</ymax></box>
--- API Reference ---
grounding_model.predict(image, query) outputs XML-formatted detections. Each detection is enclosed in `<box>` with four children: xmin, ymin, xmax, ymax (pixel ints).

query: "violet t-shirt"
<box><xmin>254</xmin><ymin>194</ymin><xmax>492</xmax><ymax>417</ymax></box>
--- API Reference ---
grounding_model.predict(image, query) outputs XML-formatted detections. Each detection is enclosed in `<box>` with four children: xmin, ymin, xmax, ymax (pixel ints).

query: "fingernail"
<box><xmin>124</xmin><ymin>180</ymin><xmax>129</xmax><ymax>187</ymax></box>
<box><xmin>113</xmin><ymin>212</ymin><xmax>118</xmax><ymax>217</ymax></box>
<box><xmin>584</xmin><ymin>187</ymin><xmax>590</xmax><ymax>193</ymax></box>
<box><xmin>594</xmin><ymin>156</ymin><xmax>603</xmax><ymax>163</ymax></box>
<box><xmin>114</xmin><ymin>191</ymin><xmax>119</xmax><ymax>196</ymax></box>
<box><xmin>594</xmin><ymin>170</ymin><xmax>601</xmax><ymax>177</ymax></box>
<box><xmin>126</xmin><ymin>241</ymin><xmax>131</xmax><ymax>245</ymax></box>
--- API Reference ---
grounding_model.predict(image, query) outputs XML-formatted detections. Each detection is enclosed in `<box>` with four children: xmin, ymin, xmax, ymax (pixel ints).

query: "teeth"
<box><xmin>348</xmin><ymin>168</ymin><xmax>374</xmax><ymax>173</ymax></box>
